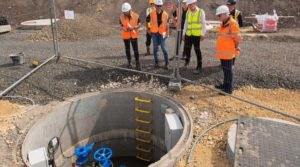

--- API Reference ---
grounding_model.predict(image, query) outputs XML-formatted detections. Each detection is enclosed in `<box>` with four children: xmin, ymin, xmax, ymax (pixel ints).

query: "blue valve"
<box><xmin>94</xmin><ymin>147</ymin><xmax>113</xmax><ymax>167</ymax></box>
<box><xmin>74</xmin><ymin>143</ymin><xmax>95</xmax><ymax>166</ymax></box>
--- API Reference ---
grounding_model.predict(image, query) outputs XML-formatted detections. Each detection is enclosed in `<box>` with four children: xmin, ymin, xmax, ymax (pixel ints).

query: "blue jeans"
<box><xmin>152</xmin><ymin>33</ymin><xmax>169</xmax><ymax>64</ymax></box>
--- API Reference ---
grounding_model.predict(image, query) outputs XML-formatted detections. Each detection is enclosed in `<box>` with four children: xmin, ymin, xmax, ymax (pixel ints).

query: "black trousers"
<box><xmin>184</xmin><ymin>35</ymin><xmax>202</xmax><ymax>68</ymax></box>
<box><xmin>178</xmin><ymin>31</ymin><xmax>186</xmax><ymax>58</ymax></box>
<box><xmin>221</xmin><ymin>59</ymin><xmax>234</xmax><ymax>92</ymax></box>
<box><xmin>124</xmin><ymin>38</ymin><xmax>139</xmax><ymax>64</ymax></box>
<box><xmin>146</xmin><ymin>32</ymin><xmax>152</xmax><ymax>46</ymax></box>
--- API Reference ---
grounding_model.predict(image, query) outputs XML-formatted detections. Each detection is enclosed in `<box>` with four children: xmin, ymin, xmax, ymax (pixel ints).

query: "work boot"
<box><xmin>183</xmin><ymin>62</ymin><xmax>189</xmax><ymax>70</ymax></box>
<box><xmin>146</xmin><ymin>46</ymin><xmax>150</xmax><ymax>56</ymax></box>
<box><xmin>164</xmin><ymin>62</ymin><xmax>169</xmax><ymax>70</ymax></box>
<box><xmin>127</xmin><ymin>63</ymin><xmax>132</xmax><ymax>69</ymax></box>
<box><xmin>219</xmin><ymin>89</ymin><xmax>233</xmax><ymax>95</ymax></box>
<box><xmin>154</xmin><ymin>63</ymin><xmax>160</xmax><ymax>69</ymax></box>
<box><xmin>136</xmin><ymin>62</ymin><xmax>141</xmax><ymax>70</ymax></box>
<box><xmin>215</xmin><ymin>84</ymin><xmax>224</xmax><ymax>90</ymax></box>
<box><xmin>193</xmin><ymin>66</ymin><xmax>202</xmax><ymax>74</ymax></box>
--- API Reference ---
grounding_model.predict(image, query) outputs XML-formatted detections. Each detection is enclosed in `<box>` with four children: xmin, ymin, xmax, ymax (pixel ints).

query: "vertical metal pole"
<box><xmin>49</xmin><ymin>0</ymin><xmax>60</xmax><ymax>61</ymax></box>
<box><xmin>168</xmin><ymin>0</ymin><xmax>182</xmax><ymax>91</ymax></box>
<box><xmin>172</xmin><ymin>0</ymin><xmax>182</xmax><ymax>78</ymax></box>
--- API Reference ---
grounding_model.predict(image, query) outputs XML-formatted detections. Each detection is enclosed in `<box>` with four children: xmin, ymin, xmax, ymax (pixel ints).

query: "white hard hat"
<box><xmin>182</xmin><ymin>0</ymin><xmax>187</xmax><ymax>3</ymax></box>
<box><xmin>216</xmin><ymin>5</ymin><xmax>230</xmax><ymax>15</ymax></box>
<box><xmin>186</xmin><ymin>0</ymin><xmax>197</xmax><ymax>5</ymax></box>
<box><xmin>122</xmin><ymin>2</ymin><xmax>132</xmax><ymax>12</ymax></box>
<box><xmin>154</xmin><ymin>0</ymin><xmax>163</xmax><ymax>5</ymax></box>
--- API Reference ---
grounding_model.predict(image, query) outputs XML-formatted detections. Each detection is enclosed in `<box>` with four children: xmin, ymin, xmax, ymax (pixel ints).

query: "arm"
<box><xmin>182</xmin><ymin>12</ymin><xmax>188</xmax><ymax>39</ymax></box>
<box><xmin>120</xmin><ymin>17</ymin><xmax>128</xmax><ymax>31</ymax></box>
<box><xmin>231</xmin><ymin>23</ymin><xmax>242</xmax><ymax>50</ymax></box>
<box><xmin>135</xmin><ymin>18</ymin><xmax>141</xmax><ymax>29</ymax></box>
<box><xmin>238</xmin><ymin>12</ymin><xmax>243</xmax><ymax>27</ymax></box>
<box><xmin>201</xmin><ymin>9</ymin><xmax>206</xmax><ymax>40</ymax></box>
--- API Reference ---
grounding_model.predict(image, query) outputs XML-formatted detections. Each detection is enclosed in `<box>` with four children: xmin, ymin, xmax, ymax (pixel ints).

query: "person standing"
<box><xmin>183</xmin><ymin>0</ymin><xmax>206</xmax><ymax>74</ymax></box>
<box><xmin>145</xmin><ymin>0</ymin><xmax>156</xmax><ymax>55</ymax></box>
<box><xmin>171</xmin><ymin>0</ymin><xmax>188</xmax><ymax>60</ymax></box>
<box><xmin>120</xmin><ymin>2</ymin><xmax>141</xmax><ymax>70</ymax></box>
<box><xmin>146</xmin><ymin>0</ymin><xmax>170</xmax><ymax>70</ymax></box>
<box><xmin>215</xmin><ymin>5</ymin><xmax>242</xmax><ymax>94</ymax></box>
<box><xmin>226</xmin><ymin>0</ymin><xmax>243</xmax><ymax>27</ymax></box>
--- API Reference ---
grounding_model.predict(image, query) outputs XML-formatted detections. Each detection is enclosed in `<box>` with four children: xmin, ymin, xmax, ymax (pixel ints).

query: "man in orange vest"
<box><xmin>215</xmin><ymin>5</ymin><xmax>241</xmax><ymax>94</ymax></box>
<box><xmin>120</xmin><ymin>2</ymin><xmax>141</xmax><ymax>70</ymax></box>
<box><xmin>146</xmin><ymin>0</ymin><xmax>170</xmax><ymax>70</ymax></box>
<box><xmin>145</xmin><ymin>0</ymin><xmax>156</xmax><ymax>56</ymax></box>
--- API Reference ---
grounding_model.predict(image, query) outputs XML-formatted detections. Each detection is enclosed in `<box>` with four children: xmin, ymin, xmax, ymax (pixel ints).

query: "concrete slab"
<box><xmin>230</xmin><ymin>116</ymin><xmax>300</xmax><ymax>167</ymax></box>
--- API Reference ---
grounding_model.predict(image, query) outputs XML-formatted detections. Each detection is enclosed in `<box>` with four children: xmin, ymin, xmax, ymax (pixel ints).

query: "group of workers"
<box><xmin>119</xmin><ymin>0</ymin><xmax>242</xmax><ymax>94</ymax></box>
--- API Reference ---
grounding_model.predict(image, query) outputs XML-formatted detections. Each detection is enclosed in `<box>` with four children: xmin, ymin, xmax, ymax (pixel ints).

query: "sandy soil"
<box><xmin>0</xmin><ymin>85</ymin><xmax>299</xmax><ymax>166</ymax></box>
<box><xmin>175</xmin><ymin>85</ymin><xmax>300</xmax><ymax>167</ymax></box>
<box><xmin>0</xmin><ymin>100</ymin><xmax>23</xmax><ymax>138</ymax></box>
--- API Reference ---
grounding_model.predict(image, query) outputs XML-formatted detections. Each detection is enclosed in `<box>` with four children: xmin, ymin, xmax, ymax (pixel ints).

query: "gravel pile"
<box><xmin>27</xmin><ymin>14</ymin><xmax>112</xmax><ymax>41</ymax></box>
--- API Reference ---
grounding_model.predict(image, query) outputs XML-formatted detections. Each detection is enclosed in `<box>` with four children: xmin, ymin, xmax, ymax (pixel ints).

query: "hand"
<box><xmin>200</xmin><ymin>36</ymin><xmax>205</xmax><ymax>41</ymax></box>
<box><xmin>122</xmin><ymin>27</ymin><xmax>128</xmax><ymax>31</ymax></box>
<box><xmin>128</xmin><ymin>27</ymin><xmax>134</xmax><ymax>31</ymax></box>
<box><xmin>236</xmin><ymin>47</ymin><xmax>241</xmax><ymax>52</ymax></box>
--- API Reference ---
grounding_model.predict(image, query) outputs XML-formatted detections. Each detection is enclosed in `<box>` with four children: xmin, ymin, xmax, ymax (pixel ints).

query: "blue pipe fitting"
<box><xmin>94</xmin><ymin>147</ymin><xmax>113</xmax><ymax>167</ymax></box>
<box><xmin>74</xmin><ymin>143</ymin><xmax>95</xmax><ymax>166</ymax></box>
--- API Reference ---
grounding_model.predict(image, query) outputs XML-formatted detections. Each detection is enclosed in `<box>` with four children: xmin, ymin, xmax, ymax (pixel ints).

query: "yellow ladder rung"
<box><xmin>136</xmin><ymin>146</ymin><xmax>152</xmax><ymax>153</ymax></box>
<box><xmin>135</xmin><ymin>107</ymin><xmax>152</xmax><ymax>114</ymax></box>
<box><xmin>134</xmin><ymin>97</ymin><xmax>152</xmax><ymax>103</ymax></box>
<box><xmin>136</xmin><ymin>127</ymin><xmax>152</xmax><ymax>134</ymax></box>
<box><xmin>135</xmin><ymin>117</ymin><xmax>152</xmax><ymax>124</ymax></box>
<box><xmin>136</xmin><ymin>155</ymin><xmax>151</xmax><ymax>162</ymax></box>
<box><xmin>136</xmin><ymin>137</ymin><xmax>151</xmax><ymax>144</ymax></box>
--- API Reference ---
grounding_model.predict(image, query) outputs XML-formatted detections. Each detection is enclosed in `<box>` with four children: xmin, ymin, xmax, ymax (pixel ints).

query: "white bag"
<box><xmin>255</xmin><ymin>10</ymin><xmax>279</xmax><ymax>32</ymax></box>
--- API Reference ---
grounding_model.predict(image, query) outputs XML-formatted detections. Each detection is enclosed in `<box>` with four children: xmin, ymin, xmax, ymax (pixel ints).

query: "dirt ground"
<box><xmin>175</xmin><ymin>85</ymin><xmax>300</xmax><ymax>167</ymax></box>
<box><xmin>0</xmin><ymin>85</ymin><xmax>299</xmax><ymax>167</ymax></box>
<box><xmin>0</xmin><ymin>1</ymin><xmax>300</xmax><ymax>166</ymax></box>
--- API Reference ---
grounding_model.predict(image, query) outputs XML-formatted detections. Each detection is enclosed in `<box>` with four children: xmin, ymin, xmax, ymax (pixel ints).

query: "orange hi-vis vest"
<box><xmin>120</xmin><ymin>12</ymin><xmax>139</xmax><ymax>39</ymax></box>
<box><xmin>216</xmin><ymin>16</ymin><xmax>242</xmax><ymax>60</ymax></box>
<box><xmin>150</xmin><ymin>10</ymin><xmax>168</xmax><ymax>35</ymax></box>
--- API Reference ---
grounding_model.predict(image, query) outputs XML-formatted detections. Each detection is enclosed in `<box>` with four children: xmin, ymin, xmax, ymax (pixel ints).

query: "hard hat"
<box><xmin>149</xmin><ymin>0</ymin><xmax>155</xmax><ymax>4</ymax></box>
<box><xmin>226</xmin><ymin>0</ymin><xmax>237</xmax><ymax>5</ymax></box>
<box><xmin>216</xmin><ymin>5</ymin><xmax>230</xmax><ymax>15</ymax></box>
<box><xmin>154</xmin><ymin>0</ymin><xmax>163</xmax><ymax>5</ymax></box>
<box><xmin>182</xmin><ymin>0</ymin><xmax>187</xmax><ymax>3</ymax></box>
<box><xmin>186</xmin><ymin>0</ymin><xmax>197</xmax><ymax>5</ymax></box>
<box><xmin>122</xmin><ymin>2</ymin><xmax>131</xmax><ymax>12</ymax></box>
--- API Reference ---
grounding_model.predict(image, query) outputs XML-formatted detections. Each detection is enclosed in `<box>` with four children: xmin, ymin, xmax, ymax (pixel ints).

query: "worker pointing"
<box><xmin>183</xmin><ymin>0</ymin><xmax>207</xmax><ymax>74</ymax></box>
<box><xmin>215</xmin><ymin>5</ymin><xmax>242</xmax><ymax>94</ymax></box>
<box><xmin>120</xmin><ymin>2</ymin><xmax>141</xmax><ymax>70</ymax></box>
<box><xmin>146</xmin><ymin>0</ymin><xmax>170</xmax><ymax>70</ymax></box>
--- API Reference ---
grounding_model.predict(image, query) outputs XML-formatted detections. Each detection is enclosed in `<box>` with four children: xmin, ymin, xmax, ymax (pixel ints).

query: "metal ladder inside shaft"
<box><xmin>134</xmin><ymin>97</ymin><xmax>153</xmax><ymax>162</ymax></box>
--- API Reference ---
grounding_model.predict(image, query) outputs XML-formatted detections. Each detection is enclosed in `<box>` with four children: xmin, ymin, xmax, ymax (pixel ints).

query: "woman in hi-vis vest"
<box><xmin>120</xmin><ymin>2</ymin><xmax>141</xmax><ymax>70</ymax></box>
<box><xmin>146</xmin><ymin>0</ymin><xmax>170</xmax><ymax>70</ymax></box>
<box><xmin>215</xmin><ymin>5</ymin><xmax>242</xmax><ymax>94</ymax></box>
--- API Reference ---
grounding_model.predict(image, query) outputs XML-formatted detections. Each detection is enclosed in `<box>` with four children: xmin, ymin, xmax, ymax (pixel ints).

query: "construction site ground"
<box><xmin>0</xmin><ymin>26</ymin><xmax>299</xmax><ymax>166</ymax></box>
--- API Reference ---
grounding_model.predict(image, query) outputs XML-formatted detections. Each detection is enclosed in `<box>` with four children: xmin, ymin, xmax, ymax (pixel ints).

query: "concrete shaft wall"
<box><xmin>22</xmin><ymin>89</ymin><xmax>193</xmax><ymax>167</ymax></box>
